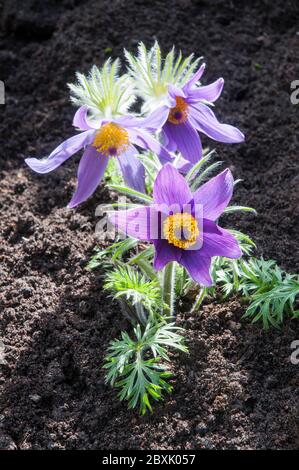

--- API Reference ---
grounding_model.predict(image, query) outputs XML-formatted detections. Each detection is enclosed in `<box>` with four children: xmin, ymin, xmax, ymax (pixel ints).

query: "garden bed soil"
<box><xmin>0</xmin><ymin>0</ymin><xmax>298</xmax><ymax>450</ymax></box>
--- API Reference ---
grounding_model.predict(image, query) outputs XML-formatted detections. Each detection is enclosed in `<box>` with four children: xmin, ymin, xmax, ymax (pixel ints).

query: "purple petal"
<box><xmin>180</xmin><ymin>250</ymin><xmax>212</xmax><ymax>286</ymax></box>
<box><xmin>73</xmin><ymin>106</ymin><xmax>97</xmax><ymax>130</ymax></box>
<box><xmin>117</xmin><ymin>145</ymin><xmax>145</xmax><ymax>193</ymax></box>
<box><xmin>68</xmin><ymin>146</ymin><xmax>109</xmax><ymax>208</ymax></box>
<box><xmin>186</xmin><ymin>78</ymin><xmax>224</xmax><ymax>103</ymax></box>
<box><xmin>109</xmin><ymin>206</ymin><xmax>158</xmax><ymax>241</ymax></box>
<box><xmin>189</xmin><ymin>103</ymin><xmax>245</xmax><ymax>143</ymax></box>
<box><xmin>174</xmin><ymin>156</ymin><xmax>193</xmax><ymax>174</ymax></box>
<box><xmin>162</xmin><ymin>128</ymin><xmax>177</xmax><ymax>153</ymax></box>
<box><xmin>182</xmin><ymin>63</ymin><xmax>206</xmax><ymax>93</ymax></box>
<box><xmin>153</xmin><ymin>163</ymin><xmax>192</xmax><ymax>207</ymax></box>
<box><xmin>163</xmin><ymin>120</ymin><xmax>202</xmax><ymax>163</ymax></box>
<box><xmin>25</xmin><ymin>130</ymin><xmax>95</xmax><ymax>174</ymax></box>
<box><xmin>168</xmin><ymin>84</ymin><xmax>186</xmax><ymax>100</ymax></box>
<box><xmin>115</xmin><ymin>106</ymin><xmax>169</xmax><ymax>131</ymax></box>
<box><xmin>153</xmin><ymin>239</ymin><xmax>181</xmax><ymax>270</ymax></box>
<box><xmin>200</xmin><ymin>219</ymin><xmax>242</xmax><ymax>259</ymax></box>
<box><xmin>128</xmin><ymin>128</ymin><xmax>173</xmax><ymax>165</ymax></box>
<box><xmin>140</xmin><ymin>106</ymin><xmax>169</xmax><ymax>131</ymax></box>
<box><xmin>192</xmin><ymin>168</ymin><xmax>234</xmax><ymax>221</ymax></box>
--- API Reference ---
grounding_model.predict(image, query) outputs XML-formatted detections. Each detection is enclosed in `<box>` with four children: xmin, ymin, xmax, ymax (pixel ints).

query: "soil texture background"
<box><xmin>0</xmin><ymin>0</ymin><xmax>299</xmax><ymax>450</ymax></box>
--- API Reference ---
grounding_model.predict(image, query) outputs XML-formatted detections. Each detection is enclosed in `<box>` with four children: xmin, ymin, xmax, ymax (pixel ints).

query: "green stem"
<box><xmin>135</xmin><ymin>302</ymin><xmax>148</xmax><ymax>327</ymax></box>
<box><xmin>191</xmin><ymin>287</ymin><xmax>207</xmax><ymax>314</ymax></box>
<box><xmin>162</xmin><ymin>262</ymin><xmax>176</xmax><ymax>318</ymax></box>
<box><xmin>232</xmin><ymin>261</ymin><xmax>239</xmax><ymax>290</ymax></box>
<box><xmin>135</xmin><ymin>259</ymin><xmax>158</xmax><ymax>282</ymax></box>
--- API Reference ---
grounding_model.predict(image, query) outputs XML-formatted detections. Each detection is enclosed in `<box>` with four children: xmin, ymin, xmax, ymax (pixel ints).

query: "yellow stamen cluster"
<box><xmin>93</xmin><ymin>122</ymin><xmax>129</xmax><ymax>157</ymax></box>
<box><xmin>163</xmin><ymin>213</ymin><xmax>199</xmax><ymax>249</ymax></box>
<box><xmin>168</xmin><ymin>97</ymin><xmax>189</xmax><ymax>125</ymax></box>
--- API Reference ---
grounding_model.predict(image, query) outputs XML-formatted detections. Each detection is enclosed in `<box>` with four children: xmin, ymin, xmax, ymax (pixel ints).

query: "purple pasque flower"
<box><xmin>153</xmin><ymin>64</ymin><xmax>245</xmax><ymax>165</ymax></box>
<box><xmin>25</xmin><ymin>106</ymin><xmax>172</xmax><ymax>208</ymax></box>
<box><xmin>110</xmin><ymin>164</ymin><xmax>241</xmax><ymax>286</ymax></box>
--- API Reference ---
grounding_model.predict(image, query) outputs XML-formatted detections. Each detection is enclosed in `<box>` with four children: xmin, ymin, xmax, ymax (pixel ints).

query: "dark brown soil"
<box><xmin>0</xmin><ymin>0</ymin><xmax>299</xmax><ymax>450</ymax></box>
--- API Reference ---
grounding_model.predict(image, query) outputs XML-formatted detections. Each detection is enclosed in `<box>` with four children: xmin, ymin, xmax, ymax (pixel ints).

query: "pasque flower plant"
<box><xmin>23</xmin><ymin>43</ymin><xmax>270</xmax><ymax>414</ymax></box>
<box><xmin>25</xmin><ymin>46</ymin><xmax>245</xmax><ymax>207</ymax></box>
<box><xmin>100</xmin><ymin>155</ymin><xmax>254</xmax><ymax>413</ymax></box>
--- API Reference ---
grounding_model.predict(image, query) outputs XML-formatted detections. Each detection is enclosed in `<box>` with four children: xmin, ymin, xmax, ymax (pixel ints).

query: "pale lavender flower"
<box><xmin>25</xmin><ymin>107</ymin><xmax>172</xmax><ymax>208</ymax></box>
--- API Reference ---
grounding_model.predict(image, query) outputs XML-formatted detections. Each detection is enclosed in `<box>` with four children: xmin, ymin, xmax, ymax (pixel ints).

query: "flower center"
<box><xmin>168</xmin><ymin>97</ymin><xmax>189</xmax><ymax>125</ymax></box>
<box><xmin>163</xmin><ymin>213</ymin><xmax>199</xmax><ymax>249</ymax></box>
<box><xmin>93</xmin><ymin>122</ymin><xmax>129</xmax><ymax>157</ymax></box>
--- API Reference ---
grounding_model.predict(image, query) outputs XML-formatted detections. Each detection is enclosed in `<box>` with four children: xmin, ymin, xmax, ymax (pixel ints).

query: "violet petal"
<box><xmin>68</xmin><ymin>145</ymin><xmax>109</xmax><ymax>208</ymax></box>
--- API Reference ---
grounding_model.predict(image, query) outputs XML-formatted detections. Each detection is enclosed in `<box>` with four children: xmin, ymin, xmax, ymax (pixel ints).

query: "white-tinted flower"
<box><xmin>125</xmin><ymin>41</ymin><xmax>201</xmax><ymax>113</ymax></box>
<box><xmin>68</xmin><ymin>58</ymin><xmax>136</xmax><ymax>123</ymax></box>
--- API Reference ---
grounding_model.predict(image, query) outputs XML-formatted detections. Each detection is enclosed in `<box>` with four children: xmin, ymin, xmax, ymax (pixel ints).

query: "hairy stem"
<box><xmin>191</xmin><ymin>287</ymin><xmax>207</xmax><ymax>314</ymax></box>
<box><xmin>135</xmin><ymin>259</ymin><xmax>158</xmax><ymax>282</ymax></box>
<box><xmin>162</xmin><ymin>262</ymin><xmax>176</xmax><ymax>318</ymax></box>
<box><xmin>135</xmin><ymin>302</ymin><xmax>148</xmax><ymax>326</ymax></box>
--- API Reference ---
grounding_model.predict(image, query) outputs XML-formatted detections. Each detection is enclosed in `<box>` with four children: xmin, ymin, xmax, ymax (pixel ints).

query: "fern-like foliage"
<box><xmin>213</xmin><ymin>255</ymin><xmax>299</xmax><ymax>329</ymax></box>
<box><xmin>103</xmin><ymin>264</ymin><xmax>163</xmax><ymax>317</ymax></box>
<box><xmin>86</xmin><ymin>238</ymin><xmax>139</xmax><ymax>270</ymax></box>
<box><xmin>125</xmin><ymin>41</ymin><xmax>201</xmax><ymax>112</ymax></box>
<box><xmin>189</xmin><ymin>230</ymin><xmax>299</xmax><ymax>329</ymax></box>
<box><xmin>103</xmin><ymin>322</ymin><xmax>187</xmax><ymax>414</ymax></box>
<box><xmin>239</xmin><ymin>258</ymin><xmax>299</xmax><ymax>328</ymax></box>
<box><xmin>68</xmin><ymin>58</ymin><xmax>135</xmax><ymax>120</ymax></box>
<box><xmin>188</xmin><ymin>230</ymin><xmax>256</xmax><ymax>312</ymax></box>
